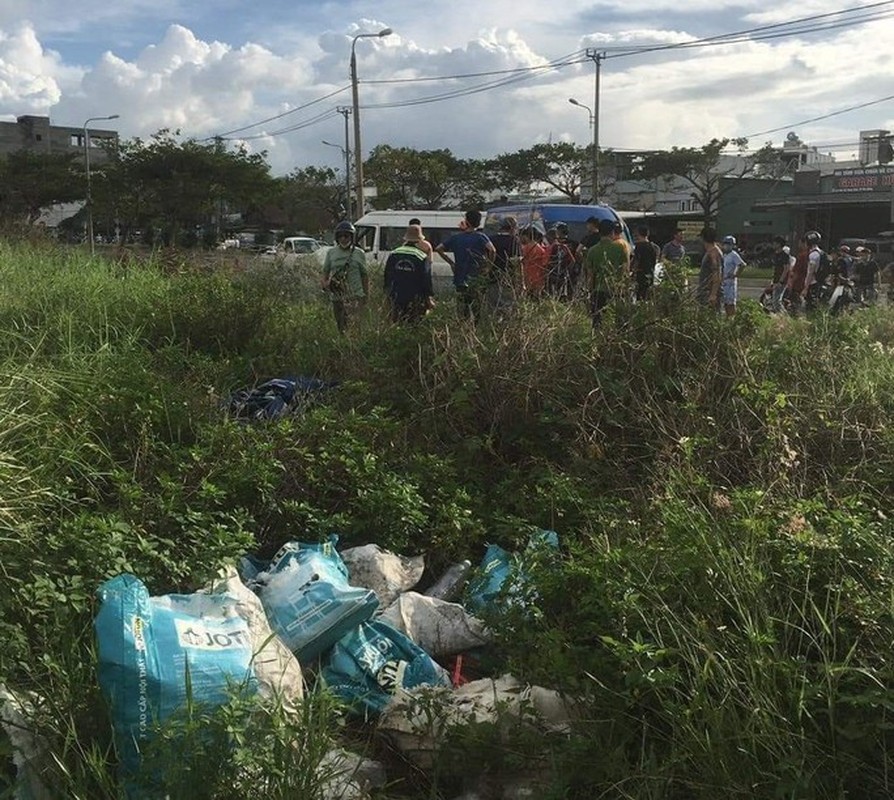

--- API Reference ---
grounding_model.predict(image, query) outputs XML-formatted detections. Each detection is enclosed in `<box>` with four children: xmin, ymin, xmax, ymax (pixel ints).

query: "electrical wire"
<box><xmin>220</xmin><ymin>109</ymin><xmax>341</xmax><ymax>141</ymax></box>
<box><xmin>603</xmin><ymin>1</ymin><xmax>894</xmax><ymax>59</ymax></box>
<box><xmin>742</xmin><ymin>93</ymin><xmax>894</xmax><ymax>138</ymax></box>
<box><xmin>362</xmin><ymin>55</ymin><xmax>588</xmax><ymax>110</ymax></box>
<box><xmin>362</xmin><ymin>50</ymin><xmax>585</xmax><ymax>84</ymax></box>
<box><xmin>209</xmin><ymin>85</ymin><xmax>350</xmax><ymax>139</ymax></box>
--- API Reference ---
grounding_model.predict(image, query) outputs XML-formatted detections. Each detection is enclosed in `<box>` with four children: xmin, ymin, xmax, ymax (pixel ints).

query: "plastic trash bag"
<box><xmin>95</xmin><ymin>574</ymin><xmax>259</xmax><ymax>777</ymax></box>
<box><xmin>465</xmin><ymin>530</ymin><xmax>559</xmax><ymax>613</ymax></box>
<box><xmin>339</xmin><ymin>544</ymin><xmax>424</xmax><ymax>608</ymax></box>
<box><xmin>322</xmin><ymin>621</ymin><xmax>450</xmax><ymax>717</ymax></box>
<box><xmin>380</xmin><ymin>592</ymin><xmax>490</xmax><ymax>657</ymax></box>
<box><xmin>249</xmin><ymin>537</ymin><xmax>379</xmax><ymax>663</ymax></box>
<box><xmin>227</xmin><ymin>376</ymin><xmax>336</xmax><ymax>421</ymax></box>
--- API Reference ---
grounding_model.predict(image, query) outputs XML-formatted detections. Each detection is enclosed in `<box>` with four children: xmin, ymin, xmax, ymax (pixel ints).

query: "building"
<box><xmin>753</xmin><ymin>130</ymin><xmax>894</xmax><ymax>244</ymax></box>
<box><xmin>0</xmin><ymin>115</ymin><xmax>118</xmax><ymax>166</ymax></box>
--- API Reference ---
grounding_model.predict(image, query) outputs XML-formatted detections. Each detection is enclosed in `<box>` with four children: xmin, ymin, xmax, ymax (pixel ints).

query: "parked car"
<box><xmin>260</xmin><ymin>236</ymin><xmax>329</xmax><ymax>266</ymax></box>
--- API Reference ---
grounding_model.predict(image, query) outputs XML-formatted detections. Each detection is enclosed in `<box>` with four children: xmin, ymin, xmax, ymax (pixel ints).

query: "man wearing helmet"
<box><xmin>802</xmin><ymin>230</ymin><xmax>825</xmax><ymax>308</ymax></box>
<box><xmin>720</xmin><ymin>235</ymin><xmax>746</xmax><ymax>316</ymax></box>
<box><xmin>322</xmin><ymin>221</ymin><xmax>369</xmax><ymax>333</ymax></box>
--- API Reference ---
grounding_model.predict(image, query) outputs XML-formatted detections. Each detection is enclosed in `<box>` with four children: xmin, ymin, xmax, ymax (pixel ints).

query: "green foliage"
<box><xmin>96</xmin><ymin>129</ymin><xmax>274</xmax><ymax>246</ymax></box>
<box><xmin>0</xmin><ymin>149</ymin><xmax>84</xmax><ymax>224</ymax></box>
<box><xmin>135</xmin><ymin>690</ymin><xmax>340</xmax><ymax>800</ymax></box>
<box><xmin>489</xmin><ymin>141</ymin><xmax>589</xmax><ymax>202</ymax></box>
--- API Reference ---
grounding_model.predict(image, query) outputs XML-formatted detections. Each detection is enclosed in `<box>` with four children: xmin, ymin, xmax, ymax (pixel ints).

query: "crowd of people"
<box><xmin>319</xmin><ymin>210</ymin><xmax>883</xmax><ymax>332</ymax></box>
<box><xmin>764</xmin><ymin>231</ymin><xmax>882</xmax><ymax>314</ymax></box>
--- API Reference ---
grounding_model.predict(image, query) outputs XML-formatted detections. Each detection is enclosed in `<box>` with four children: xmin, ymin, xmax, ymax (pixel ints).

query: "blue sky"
<box><xmin>2</xmin><ymin>0</ymin><xmax>893</xmax><ymax>175</ymax></box>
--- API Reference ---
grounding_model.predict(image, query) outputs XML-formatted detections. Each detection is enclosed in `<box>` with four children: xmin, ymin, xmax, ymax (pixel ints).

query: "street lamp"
<box><xmin>351</xmin><ymin>27</ymin><xmax>392</xmax><ymax>217</ymax></box>
<box><xmin>83</xmin><ymin>114</ymin><xmax>120</xmax><ymax>256</ymax></box>
<box><xmin>569</xmin><ymin>98</ymin><xmax>595</xmax><ymax>203</ymax></box>
<box><xmin>322</xmin><ymin>137</ymin><xmax>352</xmax><ymax>219</ymax></box>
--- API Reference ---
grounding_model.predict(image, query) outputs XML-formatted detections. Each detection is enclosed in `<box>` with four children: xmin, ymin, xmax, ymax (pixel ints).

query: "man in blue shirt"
<box><xmin>436</xmin><ymin>209</ymin><xmax>495</xmax><ymax>321</ymax></box>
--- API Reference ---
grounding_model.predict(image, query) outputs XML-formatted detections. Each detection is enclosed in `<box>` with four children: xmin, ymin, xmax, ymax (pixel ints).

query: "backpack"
<box><xmin>815</xmin><ymin>249</ymin><xmax>832</xmax><ymax>284</ymax></box>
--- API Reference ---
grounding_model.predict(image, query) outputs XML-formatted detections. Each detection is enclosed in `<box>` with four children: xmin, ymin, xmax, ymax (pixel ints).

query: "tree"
<box><xmin>96</xmin><ymin>130</ymin><xmax>274</xmax><ymax>246</ymax></box>
<box><xmin>364</xmin><ymin>146</ymin><xmax>467</xmax><ymax>209</ymax></box>
<box><xmin>268</xmin><ymin>166</ymin><xmax>347</xmax><ymax>236</ymax></box>
<box><xmin>630</xmin><ymin>138</ymin><xmax>777</xmax><ymax>224</ymax></box>
<box><xmin>0</xmin><ymin>150</ymin><xmax>83</xmax><ymax>224</ymax></box>
<box><xmin>489</xmin><ymin>143</ymin><xmax>588</xmax><ymax>203</ymax></box>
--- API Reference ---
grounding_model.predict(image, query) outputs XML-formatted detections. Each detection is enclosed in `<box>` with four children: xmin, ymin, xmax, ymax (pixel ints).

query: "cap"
<box><xmin>838</xmin><ymin>245</ymin><xmax>850</xmax><ymax>253</ymax></box>
<box><xmin>782</xmin><ymin>245</ymin><xmax>791</xmax><ymax>254</ymax></box>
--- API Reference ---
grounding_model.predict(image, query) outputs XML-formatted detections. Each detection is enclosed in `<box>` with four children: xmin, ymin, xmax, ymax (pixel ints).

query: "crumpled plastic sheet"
<box><xmin>0</xmin><ymin>685</ymin><xmax>51</xmax><ymax>800</ymax></box>
<box><xmin>340</xmin><ymin>544</ymin><xmax>425</xmax><ymax>608</ymax></box>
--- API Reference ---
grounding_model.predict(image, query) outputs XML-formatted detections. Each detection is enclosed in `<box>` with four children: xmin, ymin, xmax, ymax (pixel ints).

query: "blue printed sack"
<box><xmin>95</xmin><ymin>574</ymin><xmax>257</xmax><ymax>778</ymax></box>
<box><xmin>250</xmin><ymin>537</ymin><xmax>379</xmax><ymax>663</ymax></box>
<box><xmin>322</xmin><ymin>621</ymin><xmax>450</xmax><ymax>716</ymax></box>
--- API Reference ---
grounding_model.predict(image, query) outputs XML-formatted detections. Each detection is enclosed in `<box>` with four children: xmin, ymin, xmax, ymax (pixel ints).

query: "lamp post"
<box><xmin>569</xmin><ymin>98</ymin><xmax>594</xmax><ymax>203</ymax></box>
<box><xmin>351</xmin><ymin>27</ymin><xmax>392</xmax><ymax>217</ymax></box>
<box><xmin>83</xmin><ymin>114</ymin><xmax>119</xmax><ymax>256</ymax></box>
<box><xmin>322</xmin><ymin>137</ymin><xmax>352</xmax><ymax>220</ymax></box>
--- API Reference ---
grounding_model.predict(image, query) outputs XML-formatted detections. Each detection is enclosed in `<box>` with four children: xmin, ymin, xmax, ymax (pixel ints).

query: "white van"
<box><xmin>354</xmin><ymin>210</ymin><xmax>487</xmax><ymax>279</ymax></box>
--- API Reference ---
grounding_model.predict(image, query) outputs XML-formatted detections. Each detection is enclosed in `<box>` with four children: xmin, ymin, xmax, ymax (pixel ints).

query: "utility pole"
<box><xmin>585</xmin><ymin>49</ymin><xmax>604</xmax><ymax>204</ymax></box>
<box><xmin>335</xmin><ymin>107</ymin><xmax>353</xmax><ymax>219</ymax></box>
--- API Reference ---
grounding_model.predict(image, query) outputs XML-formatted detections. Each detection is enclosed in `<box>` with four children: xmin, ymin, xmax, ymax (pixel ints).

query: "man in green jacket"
<box><xmin>583</xmin><ymin>219</ymin><xmax>630</xmax><ymax>327</ymax></box>
<box><xmin>322</xmin><ymin>220</ymin><xmax>369</xmax><ymax>333</ymax></box>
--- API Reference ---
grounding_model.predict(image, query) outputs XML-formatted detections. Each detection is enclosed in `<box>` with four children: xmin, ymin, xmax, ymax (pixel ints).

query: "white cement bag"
<box><xmin>379</xmin><ymin>675</ymin><xmax>575</xmax><ymax>768</ymax></box>
<box><xmin>380</xmin><ymin>592</ymin><xmax>490</xmax><ymax>657</ymax></box>
<box><xmin>340</xmin><ymin>544</ymin><xmax>424</xmax><ymax>608</ymax></box>
<box><xmin>206</xmin><ymin>567</ymin><xmax>304</xmax><ymax>702</ymax></box>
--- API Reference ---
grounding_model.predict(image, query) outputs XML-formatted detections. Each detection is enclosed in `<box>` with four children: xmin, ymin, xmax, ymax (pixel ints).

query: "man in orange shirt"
<box><xmin>520</xmin><ymin>227</ymin><xmax>548</xmax><ymax>296</ymax></box>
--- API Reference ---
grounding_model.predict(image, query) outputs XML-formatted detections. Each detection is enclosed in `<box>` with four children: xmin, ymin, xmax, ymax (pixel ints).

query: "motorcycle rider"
<box><xmin>853</xmin><ymin>246</ymin><xmax>880</xmax><ymax>304</ymax></box>
<box><xmin>802</xmin><ymin>230</ymin><xmax>828</xmax><ymax>311</ymax></box>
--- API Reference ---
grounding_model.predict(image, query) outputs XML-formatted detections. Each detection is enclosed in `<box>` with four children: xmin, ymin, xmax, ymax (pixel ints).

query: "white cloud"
<box><xmin>0</xmin><ymin>5</ymin><xmax>892</xmax><ymax>176</ymax></box>
<box><xmin>0</xmin><ymin>23</ymin><xmax>81</xmax><ymax>114</ymax></box>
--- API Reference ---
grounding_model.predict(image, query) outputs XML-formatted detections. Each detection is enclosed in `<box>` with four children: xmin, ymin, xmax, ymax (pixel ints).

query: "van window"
<box><xmin>355</xmin><ymin>226</ymin><xmax>376</xmax><ymax>250</ymax></box>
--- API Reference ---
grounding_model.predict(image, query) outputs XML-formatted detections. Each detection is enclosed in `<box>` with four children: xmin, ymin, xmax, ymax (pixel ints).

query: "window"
<box><xmin>70</xmin><ymin>133</ymin><xmax>83</xmax><ymax>147</ymax></box>
<box><xmin>34</xmin><ymin>134</ymin><xmax>42</xmax><ymax>142</ymax></box>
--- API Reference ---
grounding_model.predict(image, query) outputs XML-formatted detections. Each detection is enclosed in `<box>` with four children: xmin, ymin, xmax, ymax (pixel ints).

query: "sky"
<box><xmin>2</xmin><ymin>0</ymin><xmax>893</xmax><ymax>177</ymax></box>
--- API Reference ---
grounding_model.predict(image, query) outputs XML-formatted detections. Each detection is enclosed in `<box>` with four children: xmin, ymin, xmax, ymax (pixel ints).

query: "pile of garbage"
<box><xmin>3</xmin><ymin>531</ymin><xmax>573</xmax><ymax>799</ymax></box>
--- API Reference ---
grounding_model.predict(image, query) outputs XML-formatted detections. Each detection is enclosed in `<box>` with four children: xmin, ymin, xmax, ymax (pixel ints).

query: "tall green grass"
<box><xmin>3</xmin><ymin>242</ymin><xmax>894</xmax><ymax>796</ymax></box>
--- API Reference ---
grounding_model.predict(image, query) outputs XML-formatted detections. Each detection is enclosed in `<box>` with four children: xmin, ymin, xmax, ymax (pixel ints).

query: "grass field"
<box><xmin>3</xmin><ymin>240</ymin><xmax>894</xmax><ymax>798</ymax></box>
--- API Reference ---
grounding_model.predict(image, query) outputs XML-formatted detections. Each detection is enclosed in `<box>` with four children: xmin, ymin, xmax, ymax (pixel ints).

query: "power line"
<box><xmin>604</xmin><ymin>1</ymin><xmax>894</xmax><ymax>59</ymax></box>
<box><xmin>362</xmin><ymin>50</ymin><xmax>585</xmax><ymax>84</ymax></box>
<box><xmin>362</xmin><ymin>54</ymin><xmax>587</xmax><ymax>110</ymax></box>
<box><xmin>210</xmin><ymin>85</ymin><xmax>350</xmax><ymax>139</ymax></box>
<box><xmin>743</xmin><ymin>93</ymin><xmax>894</xmax><ymax>138</ymax></box>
